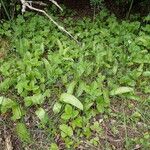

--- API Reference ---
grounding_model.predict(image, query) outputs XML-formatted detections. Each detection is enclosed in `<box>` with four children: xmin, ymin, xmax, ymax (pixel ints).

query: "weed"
<box><xmin>0</xmin><ymin>10</ymin><xmax>150</xmax><ymax>149</ymax></box>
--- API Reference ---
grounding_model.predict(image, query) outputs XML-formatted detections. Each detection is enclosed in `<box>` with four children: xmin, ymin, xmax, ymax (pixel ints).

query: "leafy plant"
<box><xmin>16</xmin><ymin>123</ymin><xmax>31</xmax><ymax>143</ymax></box>
<box><xmin>0</xmin><ymin>10</ymin><xmax>150</xmax><ymax>149</ymax></box>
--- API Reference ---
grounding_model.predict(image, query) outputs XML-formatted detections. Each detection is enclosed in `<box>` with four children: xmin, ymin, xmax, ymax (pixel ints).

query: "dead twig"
<box><xmin>20</xmin><ymin>0</ymin><xmax>79</xmax><ymax>44</ymax></box>
<box><xmin>26</xmin><ymin>1</ymin><xmax>47</xmax><ymax>6</ymax></box>
<box><xmin>49</xmin><ymin>0</ymin><xmax>63</xmax><ymax>11</ymax></box>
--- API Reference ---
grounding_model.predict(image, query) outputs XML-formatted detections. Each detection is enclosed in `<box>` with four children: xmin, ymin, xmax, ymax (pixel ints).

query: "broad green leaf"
<box><xmin>132</xmin><ymin>111</ymin><xmax>142</xmax><ymax>118</ymax></box>
<box><xmin>11</xmin><ymin>105</ymin><xmax>23</xmax><ymax>120</ymax></box>
<box><xmin>57</xmin><ymin>39</ymin><xmax>64</xmax><ymax>55</ymax></box>
<box><xmin>24</xmin><ymin>94</ymin><xmax>45</xmax><ymax>107</ymax></box>
<box><xmin>65</xmin><ymin>104</ymin><xmax>72</xmax><ymax>114</ymax></box>
<box><xmin>0</xmin><ymin>96</ymin><xmax>3</xmax><ymax>105</ymax></box>
<box><xmin>144</xmin><ymin>86</ymin><xmax>150</xmax><ymax>94</ymax></box>
<box><xmin>60</xmin><ymin>93</ymin><xmax>83</xmax><ymax>110</ymax></box>
<box><xmin>143</xmin><ymin>71</ymin><xmax>150</xmax><ymax>77</ymax></box>
<box><xmin>103</xmin><ymin>88</ymin><xmax>110</xmax><ymax>105</ymax></box>
<box><xmin>76</xmin><ymin>81</ymin><xmax>86</xmax><ymax>97</ymax></box>
<box><xmin>96</xmin><ymin>98</ymin><xmax>105</xmax><ymax>113</ymax></box>
<box><xmin>67</xmin><ymin>81</ymin><xmax>77</xmax><ymax>94</ymax></box>
<box><xmin>110</xmin><ymin>87</ymin><xmax>134</xmax><ymax>96</ymax></box>
<box><xmin>50</xmin><ymin>143</ymin><xmax>59</xmax><ymax>150</ymax></box>
<box><xmin>0</xmin><ymin>78</ymin><xmax>14</xmax><ymax>92</ymax></box>
<box><xmin>44</xmin><ymin>89</ymin><xmax>51</xmax><ymax>98</ymax></box>
<box><xmin>144</xmin><ymin>14</ymin><xmax>150</xmax><ymax>21</ymax></box>
<box><xmin>16</xmin><ymin>123</ymin><xmax>31</xmax><ymax>143</ymax></box>
<box><xmin>61</xmin><ymin>113</ymin><xmax>71</xmax><ymax>120</ymax></box>
<box><xmin>53</xmin><ymin>102</ymin><xmax>62</xmax><ymax>114</ymax></box>
<box><xmin>72</xmin><ymin>110</ymin><xmax>79</xmax><ymax>118</ymax></box>
<box><xmin>43</xmin><ymin>58</ymin><xmax>51</xmax><ymax>72</ymax></box>
<box><xmin>0</xmin><ymin>96</ymin><xmax>17</xmax><ymax>113</ymax></box>
<box><xmin>112</xmin><ymin>61</ymin><xmax>118</xmax><ymax>75</ymax></box>
<box><xmin>35</xmin><ymin>108</ymin><xmax>48</xmax><ymax>124</ymax></box>
<box><xmin>126</xmin><ymin>94</ymin><xmax>140</xmax><ymax>101</ymax></box>
<box><xmin>61</xmin><ymin>104</ymin><xmax>79</xmax><ymax>120</ymax></box>
<box><xmin>71</xmin><ymin>116</ymin><xmax>82</xmax><ymax>129</ymax></box>
<box><xmin>59</xmin><ymin>124</ymin><xmax>73</xmax><ymax>137</ymax></box>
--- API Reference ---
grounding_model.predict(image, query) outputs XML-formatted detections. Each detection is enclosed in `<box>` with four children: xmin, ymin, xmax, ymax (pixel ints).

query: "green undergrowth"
<box><xmin>0</xmin><ymin>9</ymin><xmax>150</xmax><ymax>149</ymax></box>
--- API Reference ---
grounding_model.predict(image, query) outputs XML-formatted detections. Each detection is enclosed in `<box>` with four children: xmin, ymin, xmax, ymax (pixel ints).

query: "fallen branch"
<box><xmin>26</xmin><ymin>1</ymin><xmax>47</xmax><ymax>6</ymax></box>
<box><xmin>49</xmin><ymin>0</ymin><xmax>63</xmax><ymax>11</ymax></box>
<box><xmin>20</xmin><ymin>0</ymin><xmax>79</xmax><ymax>44</ymax></box>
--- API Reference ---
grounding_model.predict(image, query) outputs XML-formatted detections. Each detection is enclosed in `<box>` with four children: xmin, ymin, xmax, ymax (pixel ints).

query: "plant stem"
<box><xmin>1</xmin><ymin>0</ymin><xmax>11</xmax><ymax>20</ymax></box>
<box><xmin>126</xmin><ymin>0</ymin><xmax>134</xmax><ymax>19</ymax></box>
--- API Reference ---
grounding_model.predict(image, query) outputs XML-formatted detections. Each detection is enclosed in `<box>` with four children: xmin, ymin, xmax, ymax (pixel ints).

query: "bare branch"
<box><xmin>20</xmin><ymin>0</ymin><xmax>79</xmax><ymax>44</ymax></box>
<box><xmin>26</xmin><ymin>1</ymin><xmax>48</xmax><ymax>6</ymax></box>
<box><xmin>49</xmin><ymin>0</ymin><xmax>63</xmax><ymax>11</ymax></box>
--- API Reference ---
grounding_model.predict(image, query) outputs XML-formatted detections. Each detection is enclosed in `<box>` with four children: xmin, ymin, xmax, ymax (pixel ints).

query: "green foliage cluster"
<box><xmin>0</xmin><ymin>10</ymin><xmax>150</xmax><ymax>149</ymax></box>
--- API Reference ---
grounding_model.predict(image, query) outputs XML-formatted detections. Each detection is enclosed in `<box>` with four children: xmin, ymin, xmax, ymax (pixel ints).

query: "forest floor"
<box><xmin>0</xmin><ymin>3</ymin><xmax>150</xmax><ymax>150</ymax></box>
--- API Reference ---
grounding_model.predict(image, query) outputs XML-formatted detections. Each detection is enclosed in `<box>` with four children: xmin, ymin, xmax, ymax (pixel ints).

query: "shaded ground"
<box><xmin>58</xmin><ymin>0</ymin><xmax>150</xmax><ymax>18</ymax></box>
<box><xmin>1</xmin><ymin>0</ymin><xmax>150</xmax><ymax>20</ymax></box>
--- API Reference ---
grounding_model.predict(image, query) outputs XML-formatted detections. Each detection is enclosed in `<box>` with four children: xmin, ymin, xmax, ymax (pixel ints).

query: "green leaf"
<box><xmin>57</xmin><ymin>39</ymin><xmax>64</xmax><ymax>55</ymax></box>
<box><xmin>61</xmin><ymin>113</ymin><xmax>71</xmax><ymax>120</ymax></box>
<box><xmin>126</xmin><ymin>94</ymin><xmax>140</xmax><ymax>101</ymax></box>
<box><xmin>112</xmin><ymin>61</ymin><xmax>118</xmax><ymax>75</ymax></box>
<box><xmin>35</xmin><ymin>108</ymin><xmax>48</xmax><ymax>124</ymax></box>
<box><xmin>67</xmin><ymin>81</ymin><xmax>77</xmax><ymax>94</ymax></box>
<box><xmin>143</xmin><ymin>71</ymin><xmax>150</xmax><ymax>77</ymax></box>
<box><xmin>71</xmin><ymin>116</ymin><xmax>82</xmax><ymax>128</ymax></box>
<box><xmin>0</xmin><ymin>78</ymin><xmax>14</xmax><ymax>92</ymax></box>
<box><xmin>132</xmin><ymin>111</ymin><xmax>141</xmax><ymax>118</ymax></box>
<box><xmin>11</xmin><ymin>106</ymin><xmax>23</xmax><ymax>120</ymax></box>
<box><xmin>96</xmin><ymin>98</ymin><xmax>105</xmax><ymax>113</ymax></box>
<box><xmin>43</xmin><ymin>58</ymin><xmax>51</xmax><ymax>74</ymax></box>
<box><xmin>59</xmin><ymin>124</ymin><xmax>73</xmax><ymax>137</ymax></box>
<box><xmin>53</xmin><ymin>102</ymin><xmax>62</xmax><ymax>114</ymax></box>
<box><xmin>76</xmin><ymin>81</ymin><xmax>86</xmax><ymax>97</ymax></box>
<box><xmin>60</xmin><ymin>93</ymin><xmax>83</xmax><ymax>110</ymax></box>
<box><xmin>24</xmin><ymin>94</ymin><xmax>45</xmax><ymax>107</ymax></box>
<box><xmin>72</xmin><ymin>110</ymin><xmax>79</xmax><ymax>118</ymax></box>
<box><xmin>65</xmin><ymin>104</ymin><xmax>73</xmax><ymax>114</ymax></box>
<box><xmin>0</xmin><ymin>96</ymin><xmax>17</xmax><ymax>113</ymax></box>
<box><xmin>90</xmin><ymin>121</ymin><xmax>102</xmax><ymax>133</ymax></box>
<box><xmin>44</xmin><ymin>89</ymin><xmax>51</xmax><ymax>98</ymax></box>
<box><xmin>110</xmin><ymin>87</ymin><xmax>134</xmax><ymax>96</ymax></box>
<box><xmin>16</xmin><ymin>123</ymin><xmax>31</xmax><ymax>143</ymax></box>
<box><xmin>103</xmin><ymin>88</ymin><xmax>110</xmax><ymax>105</ymax></box>
<box><xmin>61</xmin><ymin>104</ymin><xmax>79</xmax><ymax>120</ymax></box>
<box><xmin>50</xmin><ymin>143</ymin><xmax>59</xmax><ymax>150</ymax></box>
<box><xmin>0</xmin><ymin>97</ymin><xmax>3</xmax><ymax>105</ymax></box>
